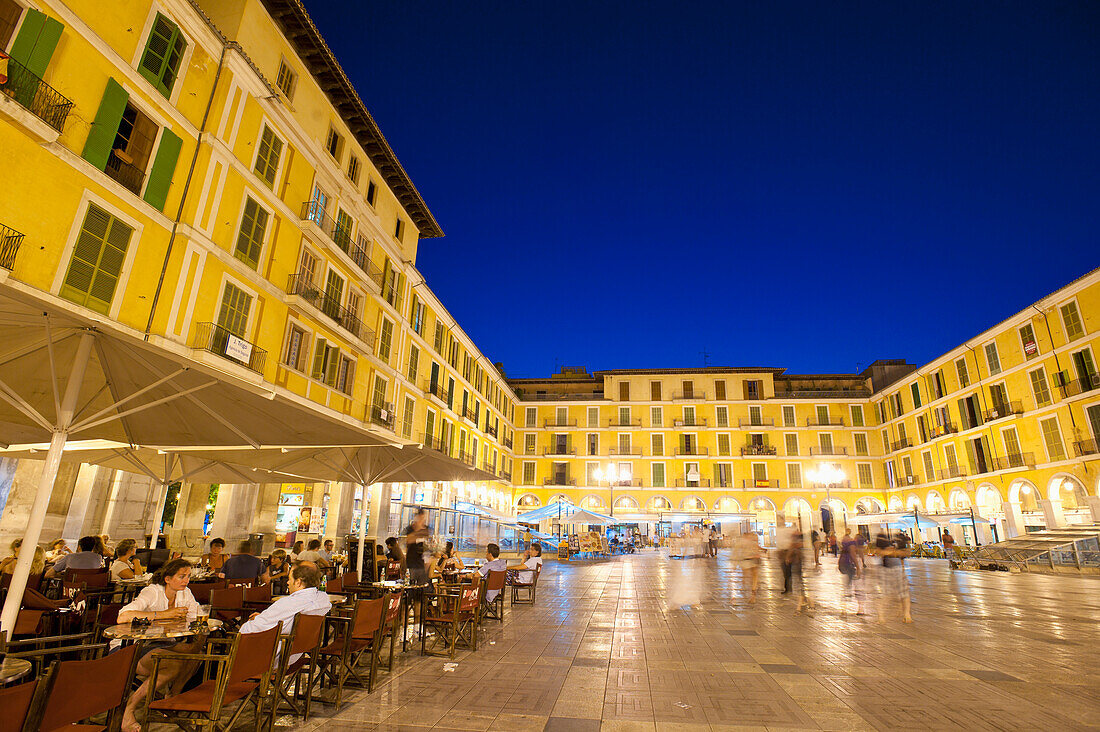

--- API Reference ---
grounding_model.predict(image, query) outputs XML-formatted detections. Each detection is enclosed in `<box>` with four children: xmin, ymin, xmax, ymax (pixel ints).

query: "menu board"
<box><xmin>557</xmin><ymin>542</ymin><xmax>570</xmax><ymax>560</ymax></box>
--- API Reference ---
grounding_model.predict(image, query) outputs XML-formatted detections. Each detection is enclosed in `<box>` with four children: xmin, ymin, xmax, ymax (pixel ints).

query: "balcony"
<box><xmin>610</xmin><ymin>478</ymin><xmax>641</xmax><ymax>487</ymax></box>
<box><xmin>482</xmin><ymin>459</ymin><xmax>497</xmax><ymax>473</ymax></box>
<box><xmin>191</xmin><ymin>322</ymin><xmax>266</xmax><ymax>374</ymax></box>
<box><xmin>544</xmin><ymin>418</ymin><xmax>578</xmax><ymax>428</ymax></box>
<box><xmin>806</xmin><ymin>417</ymin><xmax>845</xmax><ymax>427</ymax></box>
<box><xmin>0</xmin><ymin>223</ymin><xmax>25</xmax><ymax>270</ymax></box>
<box><xmin>543</xmin><ymin>447</ymin><xmax>576</xmax><ymax>456</ymax></box>
<box><xmin>932</xmin><ymin>423</ymin><xmax>959</xmax><ymax>436</ymax></box>
<box><xmin>891</xmin><ymin>438</ymin><xmax>912</xmax><ymax>451</ymax></box>
<box><xmin>809</xmin><ymin>446</ymin><xmax>848</xmax><ymax>456</ymax></box>
<box><xmin>486</xmin><ymin>423</ymin><xmax>498</xmax><ymax>438</ymax></box>
<box><xmin>778</xmin><ymin>388</ymin><xmax>871</xmax><ymax>399</ymax></box>
<box><xmin>369</xmin><ymin>402</ymin><xmax>395</xmax><ymax>431</ymax></box>
<box><xmin>498</xmin><ymin>469</ymin><xmax>512</xmax><ymax>482</ymax></box>
<box><xmin>742</xmin><ymin>479</ymin><xmax>779</xmax><ymax>489</ymax></box>
<box><xmin>672</xmin><ymin>418</ymin><xmax>708</xmax><ymax>427</ymax></box>
<box><xmin>105</xmin><ymin>151</ymin><xmax>145</xmax><ymax>196</ymax></box>
<box><xmin>672</xmin><ymin>390</ymin><xmax>707</xmax><ymax>401</ymax></box>
<box><xmin>992</xmin><ymin>452</ymin><xmax>1035</xmax><ymax>471</ymax></box>
<box><xmin>675</xmin><ymin>446</ymin><xmax>709</xmax><ymax>456</ymax></box>
<box><xmin>983</xmin><ymin>401</ymin><xmax>1023</xmax><ymax>422</ymax></box>
<box><xmin>606</xmin><ymin>418</ymin><xmax>642</xmax><ymax>428</ymax></box>
<box><xmin>740</xmin><ymin>444</ymin><xmax>776</xmax><ymax>456</ymax></box>
<box><xmin>420</xmin><ymin>432</ymin><xmax>446</xmax><ymax>453</ymax></box>
<box><xmin>674</xmin><ymin>478</ymin><xmax>712</xmax><ymax>488</ymax></box>
<box><xmin>421</xmin><ymin>380</ymin><xmax>448</xmax><ymax>403</ymax></box>
<box><xmin>287</xmin><ymin>274</ymin><xmax>369</xmax><ymax>343</ymax></box>
<box><xmin>0</xmin><ymin>55</ymin><xmax>74</xmax><ymax>132</ymax></box>
<box><xmin>738</xmin><ymin>418</ymin><xmax>775</xmax><ymax>428</ymax></box>
<box><xmin>502</xmin><ymin>436</ymin><xmax>513</xmax><ymax>449</ymax></box>
<box><xmin>608</xmin><ymin>446</ymin><xmax>642</xmax><ymax>456</ymax></box>
<box><xmin>1057</xmin><ymin>376</ymin><xmax>1100</xmax><ymax>399</ymax></box>
<box><xmin>462</xmin><ymin>406</ymin><xmax>478</xmax><ymax>424</ymax></box>
<box><xmin>543</xmin><ymin>476</ymin><xmax>576</xmax><ymax>486</ymax></box>
<box><xmin>1075</xmin><ymin>439</ymin><xmax>1099</xmax><ymax>457</ymax></box>
<box><xmin>937</xmin><ymin>466</ymin><xmax>967</xmax><ymax>480</ymax></box>
<box><xmin>455</xmin><ymin>450</ymin><xmax>475</xmax><ymax>467</ymax></box>
<box><xmin>298</xmin><ymin>202</ymin><xmax>380</xmax><ymax>284</ymax></box>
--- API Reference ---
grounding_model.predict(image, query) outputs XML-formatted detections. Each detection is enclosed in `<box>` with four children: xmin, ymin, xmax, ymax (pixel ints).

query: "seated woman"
<box><xmin>435</xmin><ymin>540</ymin><xmax>462</xmax><ymax>573</ymax></box>
<box><xmin>383</xmin><ymin>537</ymin><xmax>404</xmax><ymax>579</ymax></box>
<box><xmin>200</xmin><ymin>537</ymin><xmax>227</xmax><ymax>573</ymax></box>
<box><xmin>507</xmin><ymin>543</ymin><xmax>543</xmax><ymax>584</ymax></box>
<box><xmin>118</xmin><ymin>558</ymin><xmax>204</xmax><ymax>732</ymax></box>
<box><xmin>110</xmin><ymin>539</ymin><xmax>144</xmax><ymax>581</ymax></box>
<box><xmin>1</xmin><ymin>539</ymin><xmax>46</xmax><ymax>576</ymax></box>
<box><xmin>261</xmin><ymin>549</ymin><xmax>291</xmax><ymax>595</ymax></box>
<box><xmin>288</xmin><ymin>540</ymin><xmax>304</xmax><ymax>562</ymax></box>
<box><xmin>45</xmin><ymin>538</ymin><xmax>71</xmax><ymax>564</ymax></box>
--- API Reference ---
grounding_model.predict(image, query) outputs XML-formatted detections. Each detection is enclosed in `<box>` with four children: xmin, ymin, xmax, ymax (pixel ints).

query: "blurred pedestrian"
<box><xmin>875</xmin><ymin>530</ymin><xmax>912</xmax><ymax>623</ymax></box>
<box><xmin>838</xmin><ymin>529</ymin><xmax>865</xmax><ymax>616</ymax></box>
<box><xmin>811</xmin><ymin>529</ymin><xmax>822</xmax><ymax>566</ymax></box>
<box><xmin>827</xmin><ymin>531</ymin><xmax>838</xmax><ymax>556</ymax></box>
<box><xmin>735</xmin><ymin>530</ymin><xmax>765</xmax><ymax>604</ymax></box>
<box><xmin>776</xmin><ymin>522</ymin><xmax>795</xmax><ymax>594</ymax></box>
<box><xmin>788</xmin><ymin>529</ymin><xmax>814</xmax><ymax>613</ymax></box>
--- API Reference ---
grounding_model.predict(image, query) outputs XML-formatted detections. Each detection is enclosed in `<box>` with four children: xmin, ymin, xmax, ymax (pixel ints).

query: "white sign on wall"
<box><xmin>225</xmin><ymin>334</ymin><xmax>253</xmax><ymax>363</ymax></box>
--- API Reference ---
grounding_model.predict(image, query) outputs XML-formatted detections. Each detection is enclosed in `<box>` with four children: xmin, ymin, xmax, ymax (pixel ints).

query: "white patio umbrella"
<box><xmin>0</xmin><ymin>282</ymin><xmax>389</xmax><ymax>636</ymax></box>
<box><xmin>560</xmin><ymin>509</ymin><xmax>614</xmax><ymax>526</ymax></box>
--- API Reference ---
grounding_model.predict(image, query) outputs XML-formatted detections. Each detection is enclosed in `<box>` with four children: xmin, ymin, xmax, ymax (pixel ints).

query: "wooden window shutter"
<box><xmin>216</xmin><ymin>283</ymin><xmax>251</xmax><ymax>336</ymax></box>
<box><xmin>234</xmin><ymin>198</ymin><xmax>268</xmax><ymax>269</ymax></box>
<box><xmin>8</xmin><ymin>9</ymin><xmax>64</xmax><ymax>78</ymax></box>
<box><xmin>139</xmin><ymin>14</ymin><xmax>186</xmax><ymax>97</ymax></box>
<box><xmin>82</xmin><ymin>79</ymin><xmax>129</xmax><ymax>171</ymax></box>
<box><xmin>254</xmin><ymin>127</ymin><xmax>282</xmax><ymax>187</ymax></box>
<box><xmin>60</xmin><ymin>205</ymin><xmax>133</xmax><ymax>314</ymax></box>
<box><xmin>311</xmin><ymin>337</ymin><xmax>327</xmax><ymax>379</ymax></box>
<box><xmin>142</xmin><ymin>128</ymin><xmax>182</xmax><ymax>211</ymax></box>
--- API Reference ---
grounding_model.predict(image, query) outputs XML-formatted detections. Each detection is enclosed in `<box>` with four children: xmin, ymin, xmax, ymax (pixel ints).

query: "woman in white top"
<box><xmin>507</xmin><ymin>544</ymin><xmax>543</xmax><ymax>584</ymax></box>
<box><xmin>735</xmin><ymin>531</ymin><xmax>766</xmax><ymax>604</ymax></box>
<box><xmin>119</xmin><ymin>558</ymin><xmax>205</xmax><ymax>732</ymax></box>
<box><xmin>109</xmin><ymin>538</ymin><xmax>144</xmax><ymax>581</ymax></box>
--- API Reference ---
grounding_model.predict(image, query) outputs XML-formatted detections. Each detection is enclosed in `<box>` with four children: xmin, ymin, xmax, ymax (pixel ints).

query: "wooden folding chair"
<box><xmin>244</xmin><ymin>584</ymin><xmax>273</xmax><ymax>611</ymax></box>
<box><xmin>316</xmin><ymin>597</ymin><xmax>386</xmax><ymax>707</ymax></box>
<box><xmin>23</xmin><ymin>643</ymin><xmax>138</xmax><ymax>732</ymax></box>
<box><xmin>189</xmin><ymin>579</ymin><xmax>226</xmax><ymax>605</ymax></box>
<box><xmin>210</xmin><ymin>586</ymin><xmax>248</xmax><ymax>628</ymax></box>
<box><xmin>422</xmin><ymin>582</ymin><xmax>483</xmax><ymax>659</ymax></box>
<box><xmin>227</xmin><ymin>577</ymin><xmax>255</xmax><ymax>588</ymax></box>
<box><xmin>340</xmin><ymin>570</ymin><xmax>358</xmax><ymax>586</ymax></box>
<box><xmin>480</xmin><ymin>570</ymin><xmax>506</xmax><ymax>623</ymax></box>
<box><xmin>270</xmin><ymin>613</ymin><xmax>326</xmax><ymax>724</ymax></box>
<box><xmin>0</xmin><ymin>679</ymin><xmax>36</xmax><ymax>732</ymax></box>
<box><xmin>4</xmin><ymin>630</ymin><xmax>105</xmax><ymax>677</ymax></box>
<box><xmin>379</xmin><ymin>590</ymin><xmax>404</xmax><ymax>672</ymax></box>
<box><xmin>325</xmin><ymin>575</ymin><xmax>343</xmax><ymax>595</ymax></box>
<box><xmin>510</xmin><ymin>564</ymin><xmax>541</xmax><ymax>605</ymax></box>
<box><xmin>145</xmin><ymin>624</ymin><xmax>282</xmax><ymax>732</ymax></box>
<box><xmin>384</xmin><ymin>561</ymin><xmax>402</xmax><ymax>580</ymax></box>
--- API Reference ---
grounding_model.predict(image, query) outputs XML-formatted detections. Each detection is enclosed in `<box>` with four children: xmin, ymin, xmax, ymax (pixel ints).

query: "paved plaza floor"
<box><xmin>288</xmin><ymin>550</ymin><xmax>1100</xmax><ymax>731</ymax></box>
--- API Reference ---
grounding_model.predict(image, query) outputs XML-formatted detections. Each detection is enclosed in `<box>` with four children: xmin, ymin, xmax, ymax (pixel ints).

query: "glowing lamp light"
<box><xmin>1021</xmin><ymin>485</ymin><xmax>1031</xmax><ymax>495</ymax></box>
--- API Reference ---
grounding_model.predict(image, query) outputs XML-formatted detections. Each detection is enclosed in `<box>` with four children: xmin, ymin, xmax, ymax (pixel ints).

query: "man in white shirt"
<box><xmin>507</xmin><ymin>544</ymin><xmax>543</xmax><ymax>584</ymax></box>
<box><xmin>45</xmin><ymin>535</ymin><xmax>104</xmax><ymax>577</ymax></box>
<box><xmin>476</xmin><ymin>543</ymin><xmax>508</xmax><ymax>602</ymax></box>
<box><xmin>240</xmin><ymin>563</ymin><xmax>332</xmax><ymax>663</ymax></box>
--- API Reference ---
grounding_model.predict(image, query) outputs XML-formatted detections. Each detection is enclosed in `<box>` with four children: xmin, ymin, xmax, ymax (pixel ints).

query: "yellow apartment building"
<box><xmin>0</xmin><ymin>0</ymin><xmax>1097</xmax><ymax>551</ymax></box>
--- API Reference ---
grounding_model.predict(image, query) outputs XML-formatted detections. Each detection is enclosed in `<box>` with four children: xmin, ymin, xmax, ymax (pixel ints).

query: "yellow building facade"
<box><xmin>0</xmin><ymin>0</ymin><xmax>1097</xmax><ymax>546</ymax></box>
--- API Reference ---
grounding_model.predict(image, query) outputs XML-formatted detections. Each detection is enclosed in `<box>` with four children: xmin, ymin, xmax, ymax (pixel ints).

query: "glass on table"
<box><xmin>197</xmin><ymin>605</ymin><xmax>211</xmax><ymax>624</ymax></box>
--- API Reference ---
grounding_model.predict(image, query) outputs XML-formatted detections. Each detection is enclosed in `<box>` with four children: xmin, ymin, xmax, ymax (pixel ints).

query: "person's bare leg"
<box><xmin>901</xmin><ymin>595</ymin><xmax>912</xmax><ymax>623</ymax></box>
<box><xmin>122</xmin><ymin>639</ymin><xmax>203</xmax><ymax>732</ymax></box>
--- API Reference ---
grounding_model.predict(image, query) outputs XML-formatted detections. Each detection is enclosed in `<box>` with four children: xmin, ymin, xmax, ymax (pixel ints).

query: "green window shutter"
<box><xmin>139</xmin><ymin>14</ymin><xmax>186</xmax><ymax>98</ymax></box>
<box><xmin>60</xmin><ymin>205</ymin><xmax>133</xmax><ymax>314</ymax></box>
<box><xmin>82</xmin><ymin>78</ymin><xmax>129</xmax><ymax>171</ymax></box>
<box><xmin>216</xmin><ymin>283</ymin><xmax>251</xmax><ymax>337</ymax></box>
<box><xmin>142</xmin><ymin>128</ymin><xmax>182</xmax><ymax>211</ymax></box>
<box><xmin>324</xmin><ymin>346</ymin><xmax>339</xmax><ymax>386</ymax></box>
<box><xmin>311</xmin><ymin>338</ymin><xmax>327</xmax><ymax>379</ymax></box>
<box><xmin>8</xmin><ymin>9</ymin><xmax>64</xmax><ymax>78</ymax></box>
<box><xmin>234</xmin><ymin>198</ymin><xmax>268</xmax><ymax>269</ymax></box>
<box><xmin>254</xmin><ymin>127</ymin><xmax>282</xmax><ymax>187</ymax></box>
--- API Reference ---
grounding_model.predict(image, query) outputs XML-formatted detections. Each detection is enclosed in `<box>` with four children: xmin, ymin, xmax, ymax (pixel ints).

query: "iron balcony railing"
<box><xmin>675</xmin><ymin>446</ymin><xmax>709</xmax><ymax>456</ymax></box>
<box><xmin>675</xmin><ymin>478</ymin><xmax>712</xmax><ymax>488</ymax></box>
<box><xmin>369</xmin><ymin>402</ymin><xmax>395</xmax><ymax>430</ymax></box>
<box><xmin>105</xmin><ymin>152</ymin><xmax>145</xmax><ymax>196</ymax></box>
<box><xmin>992</xmin><ymin>452</ymin><xmax>1035</xmax><ymax>471</ymax></box>
<box><xmin>0</xmin><ymin>223</ymin><xmax>25</xmax><ymax>270</ymax></box>
<box><xmin>544</xmin><ymin>418</ymin><xmax>578</xmax><ymax>427</ymax></box>
<box><xmin>809</xmin><ymin>446</ymin><xmax>847</xmax><ymax>456</ymax></box>
<box><xmin>933</xmin><ymin>423</ymin><xmax>959</xmax><ymax>436</ymax></box>
<box><xmin>672</xmin><ymin>418</ymin><xmax>707</xmax><ymax>427</ymax></box>
<box><xmin>1057</xmin><ymin>376</ymin><xmax>1099</xmax><ymax>398</ymax></box>
<box><xmin>486</xmin><ymin>423</ymin><xmax>498</xmax><ymax>438</ymax></box>
<box><xmin>502</xmin><ymin>436</ymin><xmax>513</xmax><ymax>449</ymax></box>
<box><xmin>298</xmin><ymin>202</ymin><xmax>382</xmax><ymax>285</ymax></box>
<box><xmin>192</xmin><ymin>322</ymin><xmax>266</xmax><ymax>373</ymax></box>
<box><xmin>0</xmin><ymin>55</ymin><xmax>74</xmax><ymax>131</ymax></box>
<box><xmin>938</xmin><ymin>466</ymin><xmax>967</xmax><ymax>480</ymax></box>
<box><xmin>606</xmin><ymin>418</ymin><xmax>642</xmax><ymax>427</ymax></box>
<box><xmin>891</xmin><ymin>438</ymin><xmax>913</xmax><ymax>451</ymax></box>
<box><xmin>420</xmin><ymin>432</ymin><xmax>445</xmax><ymax>453</ymax></box>
<box><xmin>543</xmin><ymin>447</ymin><xmax>576</xmax><ymax>456</ymax></box>
<box><xmin>672</xmin><ymin>390</ymin><xmax>707</xmax><ymax>401</ymax></box>
<box><xmin>983</xmin><ymin>400</ymin><xmax>1023</xmax><ymax>422</ymax></box>
<box><xmin>608</xmin><ymin>446</ymin><xmax>642</xmax><ymax>456</ymax></box>
<box><xmin>543</xmin><ymin>476</ymin><xmax>575</xmax><ymax>486</ymax></box>
<box><xmin>609</xmin><ymin>478</ymin><xmax>641</xmax><ymax>487</ymax></box>
<box><xmin>482</xmin><ymin>460</ymin><xmax>496</xmax><ymax>473</ymax></box>
<box><xmin>775</xmin><ymin>388</ymin><xmax>871</xmax><ymax>399</ymax></box>
<box><xmin>742</xmin><ymin>479</ymin><xmax>779</xmax><ymax>489</ymax></box>
<box><xmin>421</xmin><ymin>380</ymin><xmax>448</xmax><ymax>402</ymax></box>
<box><xmin>286</xmin><ymin>274</ymin><xmax>369</xmax><ymax>343</ymax></box>
<box><xmin>462</xmin><ymin>407</ymin><xmax>478</xmax><ymax>423</ymax></box>
<box><xmin>1074</xmin><ymin>439</ymin><xmax>1099</xmax><ymax>457</ymax></box>
<box><xmin>740</xmin><ymin>444</ymin><xmax>776</xmax><ymax>456</ymax></box>
<box><xmin>456</xmin><ymin>451</ymin><xmax>475</xmax><ymax>467</ymax></box>
<box><xmin>498</xmin><ymin>469</ymin><xmax>512</xmax><ymax>482</ymax></box>
<box><xmin>806</xmin><ymin>417</ymin><xmax>845</xmax><ymax>427</ymax></box>
<box><xmin>738</xmin><ymin>418</ymin><xmax>775</xmax><ymax>428</ymax></box>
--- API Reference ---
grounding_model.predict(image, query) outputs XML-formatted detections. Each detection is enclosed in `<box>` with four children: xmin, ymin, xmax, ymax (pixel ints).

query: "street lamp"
<box><xmin>807</xmin><ymin>463</ymin><xmax>845</xmax><ymax>533</ymax></box>
<box><xmin>593</xmin><ymin>463</ymin><xmax>619</xmax><ymax>517</ymax></box>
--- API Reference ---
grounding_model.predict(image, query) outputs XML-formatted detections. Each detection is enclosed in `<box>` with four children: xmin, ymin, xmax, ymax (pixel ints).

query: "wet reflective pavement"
<box><xmin>291</xmin><ymin>550</ymin><xmax>1100</xmax><ymax>731</ymax></box>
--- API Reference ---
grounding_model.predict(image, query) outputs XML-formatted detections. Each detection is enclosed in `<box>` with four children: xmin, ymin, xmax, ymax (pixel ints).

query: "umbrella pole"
<box><xmin>1</xmin><ymin>331</ymin><xmax>93</xmax><ymax>639</ymax></box>
<box><xmin>147</xmin><ymin>480</ymin><xmax>170</xmax><ymax>551</ymax></box>
<box><xmin>357</xmin><ymin>483</ymin><xmax>370</xmax><ymax>580</ymax></box>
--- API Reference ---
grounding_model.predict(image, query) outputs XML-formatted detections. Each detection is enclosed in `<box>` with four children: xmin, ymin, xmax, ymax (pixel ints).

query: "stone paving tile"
<box><xmin>266</xmin><ymin>552</ymin><xmax>1100</xmax><ymax>732</ymax></box>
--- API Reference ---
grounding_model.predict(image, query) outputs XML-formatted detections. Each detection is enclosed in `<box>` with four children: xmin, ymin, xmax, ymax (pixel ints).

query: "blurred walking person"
<box><xmin>776</xmin><ymin>521</ymin><xmax>795</xmax><ymax>594</ymax></box>
<box><xmin>735</xmin><ymin>531</ymin><xmax>765</xmax><ymax>604</ymax></box>
<box><xmin>838</xmin><ymin>529</ymin><xmax>865</xmax><ymax>616</ymax></box>
<box><xmin>875</xmin><ymin>530</ymin><xmax>913</xmax><ymax>623</ymax></box>
<box><xmin>787</xmin><ymin>529</ymin><xmax>815</xmax><ymax>613</ymax></box>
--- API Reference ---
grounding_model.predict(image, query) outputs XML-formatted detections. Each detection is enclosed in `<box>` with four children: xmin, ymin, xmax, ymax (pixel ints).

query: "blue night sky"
<box><xmin>305</xmin><ymin>1</ymin><xmax>1099</xmax><ymax>378</ymax></box>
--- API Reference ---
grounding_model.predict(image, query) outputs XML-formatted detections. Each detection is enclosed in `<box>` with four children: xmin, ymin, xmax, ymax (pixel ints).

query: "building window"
<box><xmin>366</xmin><ymin>180</ymin><xmax>377</xmax><ymax>206</ymax></box>
<box><xmin>326</xmin><ymin>126</ymin><xmax>343</xmax><ymax>160</ymax></box>
<box><xmin>651</xmin><ymin>463</ymin><xmax>665</xmax><ymax>488</ymax></box>
<box><xmin>411</xmin><ymin>298</ymin><xmax>425</xmax><ymax>335</ymax></box>
<box><xmin>587</xmin><ymin>406</ymin><xmax>599</xmax><ymax>428</ymax></box>
<box><xmin>619</xmin><ymin>382</ymin><xmax>630</xmax><ymax>401</ymax></box>
<box><xmin>253</xmin><ymin>126</ymin><xmax>283</xmax><ymax>188</ymax></box>
<box><xmin>275</xmin><ymin>58</ymin><xmax>297</xmax><ymax>100</ymax></box>
<box><xmin>717</xmin><ymin>434</ymin><xmax>730</xmax><ymax>456</ymax></box>
<box><xmin>402</xmin><ymin>396</ymin><xmax>414</xmax><ymax>438</ymax></box>
<box><xmin>1039</xmin><ymin>417</ymin><xmax>1065</xmax><ymax>461</ymax></box>
<box><xmin>524</xmin><ymin>434</ymin><xmax>535</xmax><ymax>454</ymax></box>
<box><xmin>407</xmin><ymin>345</ymin><xmax>419</xmax><ymax>383</ymax></box>
<box><xmin>0</xmin><ymin>0</ymin><xmax>24</xmax><ymax>48</ymax></box>
<box><xmin>743</xmin><ymin>380</ymin><xmax>762</xmax><ymax>399</ymax></box>
<box><xmin>714</xmin><ymin>380</ymin><xmax>726</xmax><ymax>400</ymax></box>
<box><xmin>336</xmin><ymin>355</ymin><xmax>354</xmax><ymax>395</ymax></box>
<box><xmin>1061</xmin><ymin>301</ymin><xmax>1084</xmax><ymax>341</ymax></box>
<box><xmin>216</xmin><ymin>282</ymin><xmax>251</xmax><ymax>337</ymax></box>
<box><xmin>394</xmin><ymin>218</ymin><xmax>404</xmax><ymax>241</ymax></box>
<box><xmin>782</xmin><ymin>405</ymin><xmax>795</xmax><ymax>427</ymax></box>
<box><xmin>716</xmin><ymin>406</ymin><xmax>729</xmax><ymax>428</ymax></box>
<box><xmin>787</xmin><ymin>463</ymin><xmax>801</xmax><ymax>489</ymax></box>
<box><xmin>522</xmin><ymin>462</ymin><xmax>535</xmax><ymax>485</ymax></box>
<box><xmin>377</xmin><ymin>318</ymin><xmax>393</xmax><ymax>360</ymax></box>
<box><xmin>910</xmin><ymin>382</ymin><xmax>921</xmax><ymax>408</ymax></box>
<box><xmin>525</xmin><ymin>407</ymin><xmax>536</xmax><ymax>428</ymax></box>
<box><xmin>1019</xmin><ymin>323</ymin><xmax>1039</xmax><ymax>359</ymax></box>
<box><xmin>234</xmin><ymin>197</ymin><xmax>268</xmax><ymax>269</ymax></box>
<box><xmin>854</xmin><ymin>433</ymin><xmax>868</xmax><ymax>456</ymax></box>
<box><xmin>955</xmin><ymin>357</ymin><xmax>969</xmax><ymax>387</ymax></box>
<box><xmin>857</xmin><ymin>463</ymin><xmax>873</xmax><ymax>488</ymax></box>
<box><xmin>922</xmin><ymin>451</ymin><xmax>934</xmax><ymax>482</ymax></box>
<box><xmin>60</xmin><ymin>204</ymin><xmax>134</xmax><ymax>314</ymax></box>
<box><xmin>1028</xmin><ymin>367</ymin><xmax>1051</xmax><ymax>408</ymax></box>
<box><xmin>985</xmin><ymin>342</ymin><xmax>1001</xmax><ymax>376</ymax></box>
<box><xmin>784</xmin><ymin>433</ymin><xmax>798</xmax><ymax>456</ymax></box>
<box><xmin>1002</xmin><ymin>426</ymin><xmax>1022</xmax><ymax>459</ymax></box>
<box><xmin>650</xmin><ymin>406</ymin><xmax>662</xmax><ymax>427</ymax></box>
<box><xmin>347</xmin><ymin>155</ymin><xmax>360</xmax><ymax>184</ymax></box>
<box><xmin>850</xmin><ymin>404</ymin><xmax>863</xmax><ymax>427</ymax></box>
<box><xmin>651</xmin><ymin>434</ymin><xmax>664</xmax><ymax>456</ymax></box>
<box><xmin>283</xmin><ymin>323</ymin><xmax>310</xmax><ymax>372</ymax></box>
<box><xmin>650</xmin><ymin>381</ymin><xmax>662</xmax><ymax>400</ymax></box>
<box><xmin>138</xmin><ymin>13</ymin><xmax>186</xmax><ymax>98</ymax></box>
<box><xmin>311</xmin><ymin>338</ymin><xmax>339</xmax><ymax>387</ymax></box>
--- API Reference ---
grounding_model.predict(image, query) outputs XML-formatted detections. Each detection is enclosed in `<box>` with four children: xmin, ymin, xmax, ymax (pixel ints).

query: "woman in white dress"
<box><xmin>735</xmin><ymin>531</ymin><xmax>766</xmax><ymax>604</ymax></box>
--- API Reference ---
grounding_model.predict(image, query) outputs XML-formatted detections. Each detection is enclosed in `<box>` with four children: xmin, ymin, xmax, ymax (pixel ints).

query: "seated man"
<box><xmin>295</xmin><ymin>539</ymin><xmax>332</xmax><ymax>569</ymax></box>
<box><xmin>318</xmin><ymin>539</ymin><xmax>345</xmax><ymax>568</ymax></box>
<box><xmin>239</xmin><ymin>563</ymin><xmax>332</xmax><ymax>661</ymax></box>
<box><xmin>45</xmin><ymin>535</ymin><xmax>104</xmax><ymax>578</ymax></box>
<box><xmin>507</xmin><ymin>543</ymin><xmax>542</xmax><ymax>584</ymax></box>
<box><xmin>221</xmin><ymin>540</ymin><xmax>265</xmax><ymax>580</ymax></box>
<box><xmin>476</xmin><ymin>543</ymin><xmax>508</xmax><ymax>602</ymax></box>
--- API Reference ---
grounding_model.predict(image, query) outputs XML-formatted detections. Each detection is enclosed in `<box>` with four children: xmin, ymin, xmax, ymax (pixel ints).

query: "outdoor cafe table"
<box><xmin>368</xmin><ymin>581</ymin><xmax>431</xmax><ymax>652</ymax></box>
<box><xmin>0</xmin><ymin>656</ymin><xmax>33</xmax><ymax>686</ymax></box>
<box><xmin>102</xmin><ymin>618</ymin><xmax>224</xmax><ymax>642</ymax></box>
